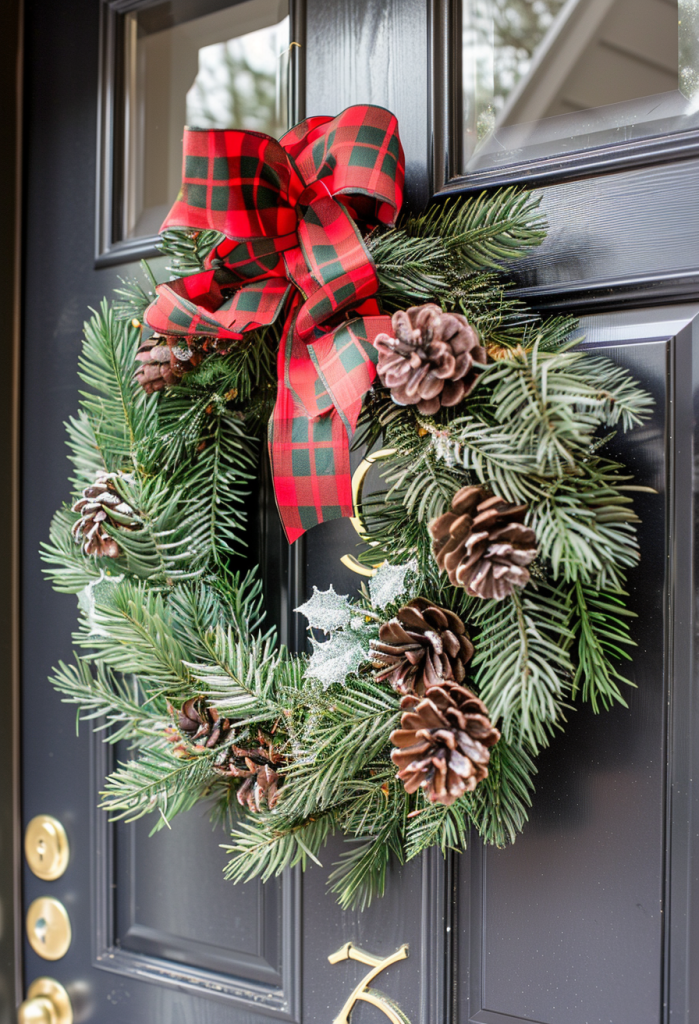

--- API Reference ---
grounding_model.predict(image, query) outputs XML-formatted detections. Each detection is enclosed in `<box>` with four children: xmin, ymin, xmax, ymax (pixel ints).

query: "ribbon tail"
<box><xmin>269</xmin><ymin>313</ymin><xmax>393</xmax><ymax>543</ymax></box>
<box><xmin>269</xmin><ymin>318</ymin><xmax>353</xmax><ymax>543</ymax></box>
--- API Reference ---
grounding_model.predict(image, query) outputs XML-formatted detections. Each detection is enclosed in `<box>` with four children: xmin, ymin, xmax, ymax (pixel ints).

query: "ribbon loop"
<box><xmin>144</xmin><ymin>105</ymin><xmax>405</xmax><ymax>542</ymax></box>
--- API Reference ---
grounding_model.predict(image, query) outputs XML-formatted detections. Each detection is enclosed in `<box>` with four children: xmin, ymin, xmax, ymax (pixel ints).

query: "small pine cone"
<box><xmin>375</xmin><ymin>304</ymin><xmax>486</xmax><ymax>416</ymax></box>
<box><xmin>135</xmin><ymin>334</ymin><xmax>201</xmax><ymax>394</ymax></box>
<box><xmin>430</xmin><ymin>485</ymin><xmax>537</xmax><ymax>600</ymax></box>
<box><xmin>168</xmin><ymin>698</ymin><xmax>232</xmax><ymax>751</ymax></box>
<box><xmin>390</xmin><ymin>682</ymin><xmax>500</xmax><ymax>805</ymax></box>
<box><xmin>71</xmin><ymin>471</ymin><xmax>139</xmax><ymax>558</ymax></box>
<box><xmin>371</xmin><ymin>598</ymin><xmax>474</xmax><ymax>696</ymax></box>
<box><xmin>214</xmin><ymin>735</ymin><xmax>284</xmax><ymax>812</ymax></box>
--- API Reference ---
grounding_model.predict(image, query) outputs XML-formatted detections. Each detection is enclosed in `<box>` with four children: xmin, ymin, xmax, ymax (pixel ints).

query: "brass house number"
<box><xmin>329</xmin><ymin>941</ymin><xmax>410</xmax><ymax>1024</ymax></box>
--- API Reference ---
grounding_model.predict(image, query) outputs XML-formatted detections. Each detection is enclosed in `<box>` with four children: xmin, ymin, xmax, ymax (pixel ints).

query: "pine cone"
<box><xmin>390</xmin><ymin>682</ymin><xmax>500</xmax><ymax>805</ymax></box>
<box><xmin>135</xmin><ymin>334</ymin><xmax>202</xmax><ymax>394</ymax></box>
<box><xmin>168</xmin><ymin>698</ymin><xmax>232</xmax><ymax>750</ymax></box>
<box><xmin>168</xmin><ymin>707</ymin><xmax>284</xmax><ymax>812</ymax></box>
<box><xmin>371</xmin><ymin>598</ymin><xmax>474</xmax><ymax>696</ymax></box>
<box><xmin>71</xmin><ymin>471</ymin><xmax>139</xmax><ymax>558</ymax></box>
<box><xmin>214</xmin><ymin>738</ymin><xmax>284</xmax><ymax>812</ymax></box>
<box><xmin>375</xmin><ymin>304</ymin><xmax>486</xmax><ymax>416</ymax></box>
<box><xmin>430</xmin><ymin>485</ymin><xmax>537</xmax><ymax>600</ymax></box>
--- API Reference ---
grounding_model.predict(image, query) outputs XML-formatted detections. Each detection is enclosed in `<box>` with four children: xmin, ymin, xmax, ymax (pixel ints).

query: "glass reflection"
<box><xmin>462</xmin><ymin>0</ymin><xmax>695</xmax><ymax>173</ymax></box>
<box><xmin>186</xmin><ymin>20</ymin><xmax>289</xmax><ymax>134</ymax></box>
<box><xmin>122</xmin><ymin>0</ymin><xmax>289</xmax><ymax>240</ymax></box>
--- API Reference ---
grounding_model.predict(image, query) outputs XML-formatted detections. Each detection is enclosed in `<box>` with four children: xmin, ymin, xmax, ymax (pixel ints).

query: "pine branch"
<box><xmin>74</xmin><ymin>581</ymin><xmax>192</xmax><ymax>695</ymax></box>
<box><xmin>51</xmin><ymin>659</ymin><xmax>167</xmax><ymax>744</ymax></box>
<box><xmin>158</xmin><ymin>227</ymin><xmax>224</xmax><ymax>277</ymax></box>
<box><xmin>465</xmin><ymin>737</ymin><xmax>537</xmax><ymax>846</ymax></box>
<box><xmin>404</xmin><ymin>799</ymin><xmax>470</xmax><ymax>860</ymax></box>
<box><xmin>78</xmin><ymin>302</ymin><xmax>155</xmax><ymax>469</ymax></box>
<box><xmin>570</xmin><ymin>580</ymin><xmax>637</xmax><ymax>711</ymax></box>
<box><xmin>101</xmin><ymin>741</ymin><xmax>219</xmax><ymax>826</ymax></box>
<box><xmin>188</xmin><ymin>626</ymin><xmax>286</xmax><ymax>722</ymax></box>
<box><xmin>41</xmin><ymin>508</ymin><xmax>105</xmax><ymax>593</ymax></box>
<box><xmin>223</xmin><ymin>811</ymin><xmax>337</xmax><ymax>883</ymax></box>
<box><xmin>328</xmin><ymin>817</ymin><xmax>405</xmax><ymax>911</ymax></box>
<box><xmin>400</xmin><ymin>188</ymin><xmax>547</xmax><ymax>270</ymax></box>
<box><xmin>277</xmin><ymin>678</ymin><xmax>401</xmax><ymax>819</ymax></box>
<box><xmin>113</xmin><ymin>266</ymin><xmax>156</xmax><ymax>325</ymax></box>
<box><xmin>470</xmin><ymin>584</ymin><xmax>575</xmax><ymax>752</ymax></box>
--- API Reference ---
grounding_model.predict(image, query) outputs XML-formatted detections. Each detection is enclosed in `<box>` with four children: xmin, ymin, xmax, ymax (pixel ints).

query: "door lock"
<box><xmin>25</xmin><ymin>899</ymin><xmax>72</xmax><ymax>961</ymax></box>
<box><xmin>17</xmin><ymin>978</ymin><xmax>73</xmax><ymax>1024</ymax></box>
<box><xmin>24</xmin><ymin>817</ymin><xmax>69</xmax><ymax>881</ymax></box>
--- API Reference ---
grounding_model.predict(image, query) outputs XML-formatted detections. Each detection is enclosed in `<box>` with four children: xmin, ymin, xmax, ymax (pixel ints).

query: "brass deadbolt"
<box><xmin>25</xmin><ymin>816</ymin><xmax>69</xmax><ymax>881</ymax></box>
<box><xmin>25</xmin><ymin>899</ymin><xmax>72</xmax><ymax>961</ymax></box>
<box><xmin>17</xmin><ymin>977</ymin><xmax>73</xmax><ymax>1024</ymax></box>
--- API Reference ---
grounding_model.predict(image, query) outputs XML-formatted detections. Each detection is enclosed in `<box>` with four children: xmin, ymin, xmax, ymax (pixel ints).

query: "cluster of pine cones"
<box><xmin>376</xmin><ymin>305</ymin><xmax>538</xmax><ymax>599</ymax></box>
<box><xmin>370</xmin><ymin>599</ymin><xmax>500</xmax><ymax>806</ymax></box>
<box><xmin>134</xmin><ymin>333</ymin><xmax>234</xmax><ymax>394</ymax></box>
<box><xmin>169</xmin><ymin>698</ymin><xmax>284</xmax><ymax>812</ymax></box>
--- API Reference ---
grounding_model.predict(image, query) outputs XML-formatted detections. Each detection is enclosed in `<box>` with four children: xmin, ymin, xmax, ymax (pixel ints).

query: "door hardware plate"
<box><xmin>25</xmin><ymin>816</ymin><xmax>69</xmax><ymax>881</ymax></box>
<box><xmin>26</xmin><ymin>898</ymin><xmax>72</xmax><ymax>961</ymax></box>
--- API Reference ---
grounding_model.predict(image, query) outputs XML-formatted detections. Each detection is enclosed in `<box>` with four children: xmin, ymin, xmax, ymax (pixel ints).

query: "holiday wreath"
<box><xmin>44</xmin><ymin>106</ymin><xmax>654</xmax><ymax>908</ymax></box>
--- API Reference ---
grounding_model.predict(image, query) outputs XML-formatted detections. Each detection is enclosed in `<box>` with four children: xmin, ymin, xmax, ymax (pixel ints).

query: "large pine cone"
<box><xmin>391</xmin><ymin>682</ymin><xmax>500</xmax><ymax>805</ymax></box>
<box><xmin>371</xmin><ymin>598</ymin><xmax>474</xmax><ymax>696</ymax></box>
<box><xmin>375</xmin><ymin>304</ymin><xmax>486</xmax><ymax>416</ymax></box>
<box><xmin>71</xmin><ymin>471</ymin><xmax>139</xmax><ymax>557</ymax></box>
<box><xmin>214</xmin><ymin>738</ymin><xmax>284</xmax><ymax>812</ymax></box>
<box><xmin>135</xmin><ymin>334</ymin><xmax>202</xmax><ymax>394</ymax></box>
<box><xmin>430</xmin><ymin>485</ymin><xmax>537</xmax><ymax>600</ymax></box>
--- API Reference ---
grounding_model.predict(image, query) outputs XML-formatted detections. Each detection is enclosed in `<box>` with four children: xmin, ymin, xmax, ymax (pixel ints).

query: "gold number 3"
<box><xmin>328</xmin><ymin>941</ymin><xmax>411</xmax><ymax>1024</ymax></box>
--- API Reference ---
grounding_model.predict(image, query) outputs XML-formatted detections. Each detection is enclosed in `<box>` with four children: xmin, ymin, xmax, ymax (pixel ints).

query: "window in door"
<box><xmin>461</xmin><ymin>0</ymin><xmax>697</xmax><ymax>173</ymax></box>
<box><xmin>97</xmin><ymin>0</ymin><xmax>292</xmax><ymax>261</ymax></box>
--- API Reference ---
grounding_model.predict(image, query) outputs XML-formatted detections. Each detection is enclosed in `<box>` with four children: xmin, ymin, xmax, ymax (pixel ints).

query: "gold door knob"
<box><xmin>17</xmin><ymin>978</ymin><xmax>73</xmax><ymax>1024</ymax></box>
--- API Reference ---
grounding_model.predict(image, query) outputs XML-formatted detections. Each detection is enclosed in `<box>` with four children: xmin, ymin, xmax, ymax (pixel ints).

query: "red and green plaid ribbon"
<box><xmin>144</xmin><ymin>105</ymin><xmax>405</xmax><ymax>542</ymax></box>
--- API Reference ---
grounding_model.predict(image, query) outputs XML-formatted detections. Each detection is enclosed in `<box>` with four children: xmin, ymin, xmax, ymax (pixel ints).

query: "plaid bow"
<box><xmin>144</xmin><ymin>105</ymin><xmax>405</xmax><ymax>542</ymax></box>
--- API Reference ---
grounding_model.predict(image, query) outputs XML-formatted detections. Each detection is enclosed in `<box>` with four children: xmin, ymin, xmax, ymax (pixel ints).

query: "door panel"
<box><xmin>21</xmin><ymin>0</ymin><xmax>699</xmax><ymax>1021</ymax></box>
<box><xmin>456</xmin><ymin>313</ymin><xmax>696</xmax><ymax>1024</ymax></box>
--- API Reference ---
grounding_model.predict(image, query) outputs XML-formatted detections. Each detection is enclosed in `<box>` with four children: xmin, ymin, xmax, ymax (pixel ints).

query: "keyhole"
<box><xmin>33</xmin><ymin>916</ymin><xmax>48</xmax><ymax>944</ymax></box>
<box><xmin>36</xmin><ymin>837</ymin><xmax>45</xmax><ymax>862</ymax></box>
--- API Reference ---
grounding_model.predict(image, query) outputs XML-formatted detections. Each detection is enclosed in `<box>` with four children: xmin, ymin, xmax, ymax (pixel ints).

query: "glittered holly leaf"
<box><xmin>369</xmin><ymin>559</ymin><xmax>418</xmax><ymax>609</ymax></box>
<box><xmin>296</xmin><ymin>585</ymin><xmax>352</xmax><ymax>634</ymax></box>
<box><xmin>305</xmin><ymin>632</ymin><xmax>369</xmax><ymax>689</ymax></box>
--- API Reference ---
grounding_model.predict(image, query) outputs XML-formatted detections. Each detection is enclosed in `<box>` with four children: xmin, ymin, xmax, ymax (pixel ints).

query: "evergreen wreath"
<box><xmin>43</xmin><ymin>185</ymin><xmax>654</xmax><ymax>910</ymax></box>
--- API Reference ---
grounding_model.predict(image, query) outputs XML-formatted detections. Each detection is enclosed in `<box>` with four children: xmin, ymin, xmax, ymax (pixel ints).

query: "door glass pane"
<box><xmin>122</xmin><ymin>0</ymin><xmax>290</xmax><ymax>239</ymax></box>
<box><xmin>462</xmin><ymin>0</ymin><xmax>699</xmax><ymax>172</ymax></box>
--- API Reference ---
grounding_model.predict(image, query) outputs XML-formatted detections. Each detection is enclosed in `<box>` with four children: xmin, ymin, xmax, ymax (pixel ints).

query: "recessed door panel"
<box><xmin>458</xmin><ymin>323</ymin><xmax>681</xmax><ymax>1024</ymax></box>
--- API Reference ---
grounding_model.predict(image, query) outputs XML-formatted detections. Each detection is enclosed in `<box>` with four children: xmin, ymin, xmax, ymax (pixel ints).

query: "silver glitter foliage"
<box><xmin>369</xmin><ymin>559</ymin><xmax>418</xmax><ymax>609</ymax></box>
<box><xmin>295</xmin><ymin>585</ymin><xmax>352</xmax><ymax>634</ymax></box>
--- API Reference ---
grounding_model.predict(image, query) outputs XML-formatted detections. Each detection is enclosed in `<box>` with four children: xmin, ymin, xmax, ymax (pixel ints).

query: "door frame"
<box><xmin>1</xmin><ymin>0</ymin><xmax>23</xmax><ymax>1014</ymax></box>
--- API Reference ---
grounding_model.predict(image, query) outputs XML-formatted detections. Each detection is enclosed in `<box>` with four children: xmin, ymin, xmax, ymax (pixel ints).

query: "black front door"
<box><xmin>19</xmin><ymin>1</ymin><xmax>699</xmax><ymax>1022</ymax></box>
